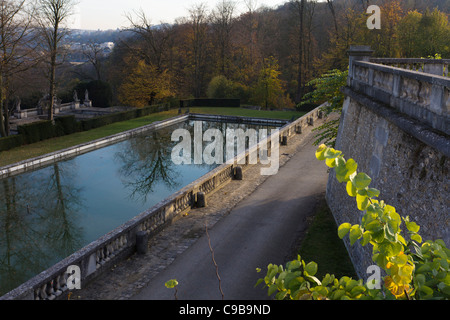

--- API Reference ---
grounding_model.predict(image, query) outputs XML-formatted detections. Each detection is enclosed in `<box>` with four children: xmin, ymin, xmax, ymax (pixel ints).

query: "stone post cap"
<box><xmin>347</xmin><ymin>45</ymin><xmax>374</xmax><ymax>57</ymax></box>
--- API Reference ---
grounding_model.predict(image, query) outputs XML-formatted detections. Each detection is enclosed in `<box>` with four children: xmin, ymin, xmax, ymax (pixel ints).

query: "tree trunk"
<box><xmin>48</xmin><ymin>24</ymin><xmax>58</xmax><ymax>122</ymax></box>
<box><xmin>48</xmin><ymin>57</ymin><xmax>56</xmax><ymax>121</ymax></box>
<box><xmin>0</xmin><ymin>74</ymin><xmax>6</xmax><ymax>137</ymax></box>
<box><xmin>295</xmin><ymin>0</ymin><xmax>305</xmax><ymax>103</ymax></box>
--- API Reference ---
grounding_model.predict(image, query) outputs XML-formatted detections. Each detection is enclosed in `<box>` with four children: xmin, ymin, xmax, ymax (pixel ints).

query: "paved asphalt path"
<box><xmin>132</xmin><ymin>135</ymin><xmax>329</xmax><ymax>300</ymax></box>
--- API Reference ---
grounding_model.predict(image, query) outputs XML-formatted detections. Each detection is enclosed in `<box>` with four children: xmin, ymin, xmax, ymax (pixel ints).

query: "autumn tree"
<box><xmin>398</xmin><ymin>8</ymin><xmax>449</xmax><ymax>58</ymax></box>
<box><xmin>252</xmin><ymin>57</ymin><xmax>284</xmax><ymax>110</ymax></box>
<box><xmin>37</xmin><ymin>0</ymin><xmax>77</xmax><ymax>121</ymax></box>
<box><xmin>316</xmin><ymin>7</ymin><xmax>367</xmax><ymax>73</ymax></box>
<box><xmin>365</xmin><ymin>1</ymin><xmax>404</xmax><ymax>58</ymax></box>
<box><xmin>117</xmin><ymin>59</ymin><xmax>173</xmax><ymax>108</ymax></box>
<box><xmin>397</xmin><ymin>10</ymin><xmax>423</xmax><ymax>57</ymax></box>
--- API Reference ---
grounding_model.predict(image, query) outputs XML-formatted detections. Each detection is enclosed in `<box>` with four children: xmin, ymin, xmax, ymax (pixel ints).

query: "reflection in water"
<box><xmin>115</xmin><ymin>129</ymin><xmax>182</xmax><ymax>204</ymax></box>
<box><xmin>0</xmin><ymin>120</ymin><xmax>279</xmax><ymax>296</ymax></box>
<box><xmin>0</xmin><ymin>162</ymin><xmax>83</xmax><ymax>295</ymax></box>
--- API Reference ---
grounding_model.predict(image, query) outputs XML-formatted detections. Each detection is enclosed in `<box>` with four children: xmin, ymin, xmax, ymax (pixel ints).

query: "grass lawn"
<box><xmin>0</xmin><ymin>107</ymin><xmax>306</xmax><ymax>167</ymax></box>
<box><xmin>190</xmin><ymin>107</ymin><xmax>305</xmax><ymax>120</ymax></box>
<box><xmin>297</xmin><ymin>196</ymin><xmax>357</xmax><ymax>279</ymax></box>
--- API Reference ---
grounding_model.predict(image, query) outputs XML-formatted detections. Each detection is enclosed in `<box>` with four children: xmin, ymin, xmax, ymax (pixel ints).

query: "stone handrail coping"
<box><xmin>370</xmin><ymin>58</ymin><xmax>450</xmax><ymax>65</ymax></box>
<box><xmin>355</xmin><ymin>60</ymin><xmax>450</xmax><ymax>86</ymax></box>
<box><xmin>350</xmin><ymin>60</ymin><xmax>449</xmax><ymax>135</ymax></box>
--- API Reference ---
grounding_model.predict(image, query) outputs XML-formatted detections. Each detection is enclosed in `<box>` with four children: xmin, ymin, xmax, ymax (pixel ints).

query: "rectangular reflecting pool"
<box><xmin>0</xmin><ymin>118</ymin><xmax>281</xmax><ymax>296</ymax></box>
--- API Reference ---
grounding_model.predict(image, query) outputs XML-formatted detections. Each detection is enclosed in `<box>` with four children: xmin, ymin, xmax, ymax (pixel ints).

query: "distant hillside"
<box><xmin>67</xmin><ymin>29</ymin><xmax>133</xmax><ymax>44</ymax></box>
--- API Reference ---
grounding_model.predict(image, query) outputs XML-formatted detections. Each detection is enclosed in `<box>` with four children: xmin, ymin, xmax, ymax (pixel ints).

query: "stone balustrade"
<box><xmin>0</xmin><ymin>107</ymin><xmax>323</xmax><ymax>300</ymax></box>
<box><xmin>349</xmin><ymin>57</ymin><xmax>449</xmax><ymax>136</ymax></box>
<box><xmin>15</xmin><ymin>101</ymin><xmax>85</xmax><ymax>119</ymax></box>
<box><xmin>370</xmin><ymin>58</ymin><xmax>450</xmax><ymax>77</ymax></box>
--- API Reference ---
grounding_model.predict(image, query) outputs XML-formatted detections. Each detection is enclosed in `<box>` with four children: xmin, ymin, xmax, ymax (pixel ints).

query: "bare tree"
<box><xmin>211</xmin><ymin>0</ymin><xmax>236</xmax><ymax>77</ymax></box>
<box><xmin>291</xmin><ymin>0</ymin><xmax>306</xmax><ymax>103</ymax></box>
<box><xmin>188</xmin><ymin>3</ymin><xmax>210</xmax><ymax>98</ymax></box>
<box><xmin>82</xmin><ymin>40</ymin><xmax>105</xmax><ymax>81</ymax></box>
<box><xmin>124</xmin><ymin>9</ymin><xmax>173</xmax><ymax>73</ymax></box>
<box><xmin>36</xmin><ymin>0</ymin><xmax>77</xmax><ymax>121</ymax></box>
<box><xmin>0</xmin><ymin>0</ymin><xmax>36</xmax><ymax>137</ymax></box>
<box><xmin>244</xmin><ymin>0</ymin><xmax>258</xmax><ymax>13</ymax></box>
<box><xmin>326</xmin><ymin>0</ymin><xmax>339</xmax><ymax>39</ymax></box>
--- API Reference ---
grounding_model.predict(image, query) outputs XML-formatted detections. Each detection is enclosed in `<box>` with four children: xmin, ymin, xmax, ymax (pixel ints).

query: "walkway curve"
<box><xmin>132</xmin><ymin>133</ymin><xmax>329</xmax><ymax>300</ymax></box>
<box><xmin>70</xmin><ymin>118</ymin><xmax>330</xmax><ymax>300</ymax></box>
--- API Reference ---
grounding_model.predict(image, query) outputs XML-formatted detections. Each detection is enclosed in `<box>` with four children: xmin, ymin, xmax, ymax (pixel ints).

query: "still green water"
<box><xmin>0</xmin><ymin>119</ymin><xmax>279</xmax><ymax>296</ymax></box>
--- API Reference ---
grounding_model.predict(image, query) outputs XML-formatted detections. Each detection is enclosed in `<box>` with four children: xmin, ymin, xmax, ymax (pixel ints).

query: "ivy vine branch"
<box><xmin>256</xmin><ymin>144</ymin><xmax>449</xmax><ymax>300</ymax></box>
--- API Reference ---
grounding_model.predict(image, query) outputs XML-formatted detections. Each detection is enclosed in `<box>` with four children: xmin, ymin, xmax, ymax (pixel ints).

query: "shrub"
<box><xmin>18</xmin><ymin>121</ymin><xmax>55</xmax><ymax>144</ymax></box>
<box><xmin>298</xmin><ymin>69</ymin><xmax>348</xmax><ymax>147</ymax></box>
<box><xmin>87</xmin><ymin>80</ymin><xmax>113</xmax><ymax>108</ymax></box>
<box><xmin>55</xmin><ymin>115</ymin><xmax>80</xmax><ymax>136</ymax></box>
<box><xmin>180</xmin><ymin>99</ymin><xmax>240</xmax><ymax>108</ymax></box>
<box><xmin>207</xmin><ymin>75</ymin><xmax>235</xmax><ymax>99</ymax></box>
<box><xmin>0</xmin><ymin>134</ymin><xmax>24</xmax><ymax>152</ymax></box>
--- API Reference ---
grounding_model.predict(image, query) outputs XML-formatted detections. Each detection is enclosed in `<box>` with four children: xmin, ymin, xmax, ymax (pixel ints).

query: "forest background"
<box><xmin>1</xmin><ymin>0</ymin><xmax>449</xmax><ymax>137</ymax></box>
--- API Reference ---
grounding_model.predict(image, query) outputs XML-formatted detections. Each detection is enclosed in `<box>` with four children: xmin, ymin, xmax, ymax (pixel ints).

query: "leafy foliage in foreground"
<box><xmin>256</xmin><ymin>145</ymin><xmax>450</xmax><ymax>300</ymax></box>
<box><xmin>298</xmin><ymin>69</ymin><xmax>348</xmax><ymax>147</ymax></box>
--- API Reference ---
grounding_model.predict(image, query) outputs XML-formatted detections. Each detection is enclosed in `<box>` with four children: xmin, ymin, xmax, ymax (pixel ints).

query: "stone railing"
<box><xmin>348</xmin><ymin>50</ymin><xmax>449</xmax><ymax>136</ymax></box>
<box><xmin>15</xmin><ymin>101</ymin><xmax>89</xmax><ymax>119</ymax></box>
<box><xmin>0</xmin><ymin>108</ymin><xmax>323</xmax><ymax>300</ymax></box>
<box><xmin>370</xmin><ymin>58</ymin><xmax>450</xmax><ymax>78</ymax></box>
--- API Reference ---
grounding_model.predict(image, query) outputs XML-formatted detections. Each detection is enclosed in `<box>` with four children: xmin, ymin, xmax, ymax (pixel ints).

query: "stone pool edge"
<box><xmin>0</xmin><ymin>107</ymin><xmax>324</xmax><ymax>300</ymax></box>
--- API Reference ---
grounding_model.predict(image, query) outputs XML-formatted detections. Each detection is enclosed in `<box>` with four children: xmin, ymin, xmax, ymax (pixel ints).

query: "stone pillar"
<box><xmin>234</xmin><ymin>166</ymin><xmax>243</xmax><ymax>180</ymax></box>
<box><xmin>136</xmin><ymin>231</ymin><xmax>149</xmax><ymax>255</ymax></box>
<box><xmin>281</xmin><ymin>135</ymin><xmax>288</xmax><ymax>146</ymax></box>
<box><xmin>424</xmin><ymin>63</ymin><xmax>444</xmax><ymax>76</ymax></box>
<box><xmin>196</xmin><ymin>192</ymin><xmax>207</xmax><ymax>208</ymax></box>
<box><xmin>347</xmin><ymin>45</ymin><xmax>374</xmax><ymax>86</ymax></box>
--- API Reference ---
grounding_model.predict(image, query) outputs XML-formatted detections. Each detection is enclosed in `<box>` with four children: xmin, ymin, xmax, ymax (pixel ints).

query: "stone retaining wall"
<box><xmin>327</xmin><ymin>46</ymin><xmax>449</xmax><ymax>279</ymax></box>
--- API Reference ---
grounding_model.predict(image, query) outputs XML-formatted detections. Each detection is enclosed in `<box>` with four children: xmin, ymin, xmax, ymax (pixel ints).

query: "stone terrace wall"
<box><xmin>327</xmin><ymin>46</ymin><xmax>450</xmax><ymax>279</ymax></box>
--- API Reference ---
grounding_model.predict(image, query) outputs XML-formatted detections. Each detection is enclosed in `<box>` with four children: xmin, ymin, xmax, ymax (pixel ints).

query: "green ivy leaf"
<box><xmin>305</xmin><ymin>261</ymin><xmax>318</xmax><ymax>277</ymax></box>
<box><xmin>324</xmin><ymin>148</ymin><xmax>342</xmax><ymax>159</ymax></box>
<box><xmin>315</xmin><ymin>144</ymin><xmax>328</xmax><ymax>161</ymax></box>
<box><xmin>268</xmin><ymin>284</ymin><xmax>279</xmax><ymax>296</ymax></box>
<box><xmin>379</xmin><ymin>241</ymin><xmax>403</xmax><ymax>258</ymax></box>
<box><xmin>346</xmin><ymin>181</ymin><xmax>357</xmax><ymax>197</ymax></box>
<box><xmin>415</xmin><ymin>274</ymin><xmax>426</xmax><ymax>287</ymax></box>
<box><xmin>418</xmin><ymin>285</ymin><xmax>434</xmax><ymax>299</ymax></box>
<box><xmin>356</xmin><ymin>194</ymin><xmax>370</xmax><ymax>211</ymax></box>
<box><xmin>351</xmin><ymin>172</ymin><xmax>372</xmax><ymax>190</ymax></box>
<box><xmin>325</xmin><ymin>157</ymin><xmax>337</xmax><ymax>168</ymax></box>
<box><xmin>349</xmin><ymin>225</ymin><xmax>363</xmax><ymax>245</ymax></box>
<box><xmin>406</xmin><ymin>221</ymin><xmax>420</xmax><ymax>233</ymax></box>
<box><xmin>345</xmin><ymin>159</ymin><xmax>358</xmax><ymax>180</ymax></box>
<box><xmin>390</xmin><ymin>253</ymin><xmax>408</xmax><ymax>267</ymax></box>
<box><xmin>361</xmin><ymin>231</ymin><xmax>372</xmax><ymax>246</ymax></box>
<box><xmin>338</xmin><ymin>223</ymin><xmax>352</xmax><ymax>239</ymax></box>
<box><xmin>366</xmin><ymin>188</ymin><xmax>380</xmax><ymax>198</ymax></box>
<box><xmin>411</xmin><ymin>234</ymin><xmax>423</xmax><ymax>244</ymax></box>
<box><xmin>165</xmin><ymin>279</ymin><xmax>179</xmax><ymax>289</ymax></box>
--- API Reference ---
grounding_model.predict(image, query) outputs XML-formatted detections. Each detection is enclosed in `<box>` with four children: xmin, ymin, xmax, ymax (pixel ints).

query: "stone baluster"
<box><xmin>45</xmin><ymin>281</ymin><xmax>56</xmax><ymax>300</ymax></box>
